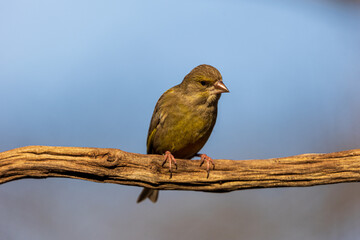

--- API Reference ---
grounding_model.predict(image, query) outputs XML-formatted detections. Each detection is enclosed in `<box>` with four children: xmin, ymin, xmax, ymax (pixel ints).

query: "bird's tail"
<box><xmin>137</xmin><ymin>188</ymin><xmax>159</xmax><ymax>203</ymax></box>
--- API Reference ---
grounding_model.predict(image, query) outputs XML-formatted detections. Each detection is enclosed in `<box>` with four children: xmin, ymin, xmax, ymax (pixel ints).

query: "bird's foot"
<box><xmin>199</xmin><ymin>154</ymin><xmax>215</xmax><ymax>178</ymax></box>
<box><xmin>162</xmin><ymin>151</ymin><xmax>177</xmax><ymax>179</ymax></box>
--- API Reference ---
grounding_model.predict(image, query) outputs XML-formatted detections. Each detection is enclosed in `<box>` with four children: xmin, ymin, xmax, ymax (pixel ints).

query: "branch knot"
<box><xmin>100</xmin><ymin>151</ymin><xmax>122</xmax><ymax>168</ymax></box>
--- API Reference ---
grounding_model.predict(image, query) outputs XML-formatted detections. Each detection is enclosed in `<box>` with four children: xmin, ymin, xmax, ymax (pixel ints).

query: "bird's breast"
<box><xmin>151</xmin><ymin>102</ymin><xmax>217</xmax><ymax>159</ymax></box>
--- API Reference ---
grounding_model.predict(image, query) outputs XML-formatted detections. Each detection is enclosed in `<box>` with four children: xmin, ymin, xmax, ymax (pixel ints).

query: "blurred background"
<box><xmin>1</xmin><ymin>0</ymin><xmax>360</xmax><ymax>239</ymax></box>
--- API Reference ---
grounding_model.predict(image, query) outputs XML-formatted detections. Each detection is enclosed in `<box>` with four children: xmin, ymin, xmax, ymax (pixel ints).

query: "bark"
<box><xmin>1</xmin><ymin>146</ymin><xmax>360</xmax><ymax>192</ymax></box>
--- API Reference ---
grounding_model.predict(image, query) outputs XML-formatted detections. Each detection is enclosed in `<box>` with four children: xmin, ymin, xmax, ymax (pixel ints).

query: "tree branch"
<box><xmin>1</xmin><ymin>146</ymin><xmax>360</xmax><ymax>192</ymax></box>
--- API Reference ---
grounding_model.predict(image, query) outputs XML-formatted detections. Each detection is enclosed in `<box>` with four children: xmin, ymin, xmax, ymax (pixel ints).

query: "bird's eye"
<box><xmin>200</xmin><ymin>81</ymin><xmax>206</xmax><ymax>86</ymax></box>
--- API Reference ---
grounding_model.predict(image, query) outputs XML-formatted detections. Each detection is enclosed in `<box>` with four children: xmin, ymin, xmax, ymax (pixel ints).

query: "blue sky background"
<box><xmin>1</xmin><ymin>1</ymin><xmax>360</xmax><ymax>240</ymax></box>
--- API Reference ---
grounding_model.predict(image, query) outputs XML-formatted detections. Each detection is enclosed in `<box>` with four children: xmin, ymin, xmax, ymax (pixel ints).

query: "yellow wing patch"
<box><xmin>147</xmin><ymin>127</ymin><xmax>157</xmax><ymax>153</ymax></box>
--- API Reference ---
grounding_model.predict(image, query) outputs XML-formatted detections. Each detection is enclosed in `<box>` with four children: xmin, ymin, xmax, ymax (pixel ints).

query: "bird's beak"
<box><xmin>214</xmin><ymin>80</ymin><xmax>229</xmax><ymax>93</ymax></box>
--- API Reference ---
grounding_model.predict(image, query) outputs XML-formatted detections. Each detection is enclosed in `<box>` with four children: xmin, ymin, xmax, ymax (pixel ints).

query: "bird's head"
<box><xmin>180</xmin><ymin>64</ymin><xmax>229</xmax><ymax>105</ymax></box>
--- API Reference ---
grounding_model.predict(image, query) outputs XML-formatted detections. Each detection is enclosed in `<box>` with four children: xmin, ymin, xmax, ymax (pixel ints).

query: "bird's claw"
<box><xmin>199</xmin><ymin>154</ymin><xmax>215</xmax><ymax>178</ymax></box>
<box><xmin>162</xmin><ymin>151</ymin><xmax>177</xmax><ymax>179</ymax></box>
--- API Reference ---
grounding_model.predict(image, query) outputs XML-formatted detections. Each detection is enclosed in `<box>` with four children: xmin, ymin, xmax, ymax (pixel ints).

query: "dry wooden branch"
<box><xmin>1</xmin><ymin>146</ymin><xmax>360</xmax><ymax>192</ymax></box>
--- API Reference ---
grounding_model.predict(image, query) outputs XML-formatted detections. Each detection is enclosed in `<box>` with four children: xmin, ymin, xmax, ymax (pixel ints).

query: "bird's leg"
<box><xmin>198</xmin><ymin>153</ymin><xmax>215</xmax><ymax>178</ymax></box>
<box><xmin>162</xmin><ymin>151</ymin><xmax>177</xmax><ymax>179</ymax></box>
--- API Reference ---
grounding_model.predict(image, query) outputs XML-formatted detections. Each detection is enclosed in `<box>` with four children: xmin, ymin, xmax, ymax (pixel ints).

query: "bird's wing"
<box><xmin>146</xmin><ymin>88</ymin><xmax>175</xmax><ymax>154</ymax></box>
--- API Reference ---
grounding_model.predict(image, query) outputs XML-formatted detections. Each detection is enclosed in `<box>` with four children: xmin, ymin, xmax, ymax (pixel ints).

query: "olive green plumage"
<box><xmin>137</xmin><ymin>64</ymin><xmax>229</xmax><ymax>203</ymax></box>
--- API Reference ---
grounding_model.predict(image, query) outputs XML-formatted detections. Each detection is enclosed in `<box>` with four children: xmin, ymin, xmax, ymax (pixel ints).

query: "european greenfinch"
<box><xmin>137</xmin><ymin>64</ymin><xmax>229</xmax><ymax>203</ymax></box>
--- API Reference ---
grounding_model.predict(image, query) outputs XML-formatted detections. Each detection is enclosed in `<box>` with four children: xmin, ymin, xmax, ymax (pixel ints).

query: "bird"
<box><xmin>137</xmin><ymin>64</ymin><xmax>229</xmax><ymax>203</ymax></box>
